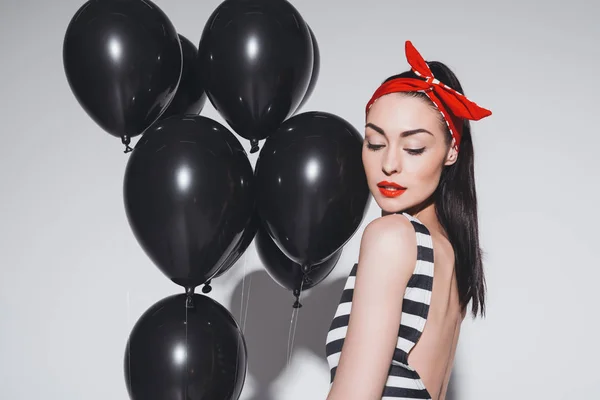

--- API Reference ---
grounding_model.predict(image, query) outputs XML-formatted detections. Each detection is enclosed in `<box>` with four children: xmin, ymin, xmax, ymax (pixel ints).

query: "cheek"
<box><xmin>404</xmin><ymin>154</ymin><xmax>444</xmax><ymax>188</ymax></box>
<box><xmin>361</xmin><ymin>149</ymin><xmax>378</xmax><ymax>179</ymax></box>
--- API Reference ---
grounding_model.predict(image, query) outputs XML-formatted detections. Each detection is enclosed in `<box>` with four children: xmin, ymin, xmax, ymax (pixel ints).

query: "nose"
<box><xmin>382</xmin><ymin>149</ymin><xmax>399</xmax><ymax>176</ymax></box>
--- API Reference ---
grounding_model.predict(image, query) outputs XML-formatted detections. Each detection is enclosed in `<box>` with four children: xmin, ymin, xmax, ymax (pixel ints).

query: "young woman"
<box><xmin>325</xmin><ymin>41</ymin><xmax>492</xmax><ymax>400</ymax></box>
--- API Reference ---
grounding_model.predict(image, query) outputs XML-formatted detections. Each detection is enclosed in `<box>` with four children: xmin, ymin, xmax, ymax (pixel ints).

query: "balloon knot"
<box><xmin>301</xmin><ymin>263</ymin><xmax>311</xmax><ymax>274</ymax></box>
<box><xmin>249</xmin><ymin>139</ymin><xmax>260</xmax><ymax>153</ymax></box>
<box><xmin>292</xmin><ymin>288</ymin><xmax>302</xmax><ymax>308</ymax></box>
<box><xmin>185</xmin><ymin>287</ymin><xmax>195</xmax><ymax>308</ymax></box>
<box><xmin>122</xmin><ymin>135</ymin><xmax>133</xmax><ymax>153</ymax></box>
<box><xmin>202</xmin><ymin>279</ymin><xmax>212</xmax><ymax>294</ymax></box>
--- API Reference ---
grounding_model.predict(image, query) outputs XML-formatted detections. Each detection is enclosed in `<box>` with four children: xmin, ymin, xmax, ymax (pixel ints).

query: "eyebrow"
<box><xmin>365</xmin><ymin>123</ymin><xmax>433</xmax><ymax>137</ymax></box>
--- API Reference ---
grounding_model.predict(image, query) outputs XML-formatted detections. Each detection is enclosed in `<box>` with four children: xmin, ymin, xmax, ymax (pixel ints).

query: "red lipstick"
<box><xmin>377</xmin><ymin>181</ymin><xmax>406</xmax><ymax>198</ymax></box>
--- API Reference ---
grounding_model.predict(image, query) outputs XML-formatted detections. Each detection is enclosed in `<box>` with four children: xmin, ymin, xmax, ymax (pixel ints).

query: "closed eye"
<box><xmin>405</xmin><ymin>147</ymin><xmax>425</xmax><ymax>155</ymax></box>
<box><xmin>366</xmin><ymin>143</ymin><xmax>385</xmax><ymax>151</ymax></box>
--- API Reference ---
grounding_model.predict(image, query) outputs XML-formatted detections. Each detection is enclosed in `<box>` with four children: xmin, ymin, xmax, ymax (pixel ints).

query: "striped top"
<box><xmin>325</xmin><ymin>212</ymin><xmax>434</xmax><ymax>399</ymax></box>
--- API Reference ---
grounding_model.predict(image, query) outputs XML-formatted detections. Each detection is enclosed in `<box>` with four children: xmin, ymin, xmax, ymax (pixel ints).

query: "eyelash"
<box><xmin>366</xmin><ymin>143</ymin><xmax>425</xmax><ymax>155</ymax></box>
<box><xmin>405</xmin><ymin>147</ymin><xmax>426</xmax><ymax>155</ymax></box>
<box><xmin>366</xmin><ymin>143</ymin><xmax>385</xmax><ymax>151</ymax></box>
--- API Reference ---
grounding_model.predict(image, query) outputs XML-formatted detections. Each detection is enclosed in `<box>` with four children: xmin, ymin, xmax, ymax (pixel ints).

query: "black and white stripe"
<box><xmin>325</xmin><ymin>213</ymin><xmax>434</xmax><ymax>399</ymax></box>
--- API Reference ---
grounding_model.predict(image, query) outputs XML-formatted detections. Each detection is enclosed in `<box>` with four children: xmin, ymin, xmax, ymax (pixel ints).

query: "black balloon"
<box><xmin>123</xmin><ymin>115</ymin><xmax>254</xmax><ymax>290</ymax></box>
<box><xmin>159</xmin><ymin>34</ymin><xmax>207</xmax><ymax>120</ymax></box>
<box><xmin>214</xmin><ymin>212</ymin><xmax>259</xmax><ymax>279</ymax></box>
<box><xmin>197</xmin><ymin>0</ymin><xmax>313</xmax><ymax>153</ymax></box>
<box><xmin>63</xmin><ymin>0</ymin><xmax>182</xmax><ymax>151</ymax></box>
<box><xmin>124</xmin><ymin>293</ymin><xmax>247</xmax><ymax>400</ymax></box>
<box><xmin>255</xmin><ymin>111</ymin><xmax>371</xmax><ymax>267</ymax></box>
<box><xmin>256</xmin><ymin>224</ymin><xmax>342</xmax><ymax>307</ymax></box>
<box><xmin>201</xmin><ymin>211</ymin><xmax>259</xmax><ymax>294</ymax></box>
<box><xmin>295</xmin><ymin>24</ymin><xmax>320</xmax><ymax>113</ymax></box>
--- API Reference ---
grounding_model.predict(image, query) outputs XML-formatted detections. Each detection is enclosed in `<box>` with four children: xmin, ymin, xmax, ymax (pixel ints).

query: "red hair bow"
<box><xmin>365</xmin><ymin>41</ymin><xmax>492</xmax><ymax>149</ymax></box>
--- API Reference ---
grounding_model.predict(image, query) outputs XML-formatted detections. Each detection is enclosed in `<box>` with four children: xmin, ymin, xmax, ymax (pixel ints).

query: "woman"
<box><xmin>325</xmin><ymin>41</ymin><xmax>492</xmax><ymax>400</ymax></box>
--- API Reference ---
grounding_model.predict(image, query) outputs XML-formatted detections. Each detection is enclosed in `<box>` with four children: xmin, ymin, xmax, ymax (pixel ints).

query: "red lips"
<box><xmin>377</xmin><ymin>181</ymin><xmax>406</xmax><ymax>198</ymax></box>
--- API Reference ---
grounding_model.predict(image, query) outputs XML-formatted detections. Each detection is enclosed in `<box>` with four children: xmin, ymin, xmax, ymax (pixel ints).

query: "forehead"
<box><xmin>366</xmin><ymin>93</ymin><xmax>443</xmax><ymax>134</ymax></box>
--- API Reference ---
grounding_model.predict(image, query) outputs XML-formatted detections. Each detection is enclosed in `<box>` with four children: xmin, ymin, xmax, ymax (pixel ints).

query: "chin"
<box><xmin>373</xmin><ymin>195</ymin><xmax>409</xmax><ymax>214</ymax></box>
<box><xmin>376</xmin><ymin>193</ymin><xmax>431</xmax><ymax>216</ymax></box>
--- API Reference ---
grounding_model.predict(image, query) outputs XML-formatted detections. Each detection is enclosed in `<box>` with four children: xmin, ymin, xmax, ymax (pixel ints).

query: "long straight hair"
<box><xmin>385</xmin><ymin>62</ymin><xmax>486</xmax><ymax>318</ymax></box>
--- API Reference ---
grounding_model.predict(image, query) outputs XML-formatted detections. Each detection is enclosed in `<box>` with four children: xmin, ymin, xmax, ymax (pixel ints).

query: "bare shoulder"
<box><xmin>354</xmin><ymin>213</ymin><xmax>418</xmax><ymax>297</ymax></box>
<box><xmin>326</xmin><ymin>214</ymin><xmax>418</xmax><ymax>399</ymax></box>
<box><xmin>358</xmin><ymin>213</ymin><xmax>417</xmax><ymax>278</ymax></box>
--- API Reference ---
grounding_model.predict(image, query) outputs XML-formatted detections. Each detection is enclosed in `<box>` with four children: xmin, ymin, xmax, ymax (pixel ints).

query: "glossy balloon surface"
<box><xmin>295</xmin><ymin>24</ymin><xmax>320</xmax><ymax>113</ymax></box>
<box><xmin>255</xmin><ymin>111</ymin><xmax>371</xmax><ymax>266</ymax></box>
<box><xmin>197</xmin><ymin>0</ymin><xmax>313</xmax><ymax>151</ymax></box>
<box><xmin>124</xmin><ymin>293</ymin><xmax>247</xmax><ymax>400</ymax></box>
<box><xmin>256</xmin><ymin>225</ymin><xmax>342</xmax><ymax>292</ymax></box>
<box><xmin>124</xmin><ymin>116</ymin><xmax>254</xmax><ymax>289</ymax></box>
<box><xmin>63</xmin><ymin>0</ymin><xmax>182</xmax><ymax>142</ymax></box>
<box><xmin>214</xmin><ymin>212</ymin><xmax>259</xmax><ymax>279</ymax></box>
<box><xmin>159</xmin><ymin>34</ymin><xmax>207</xmax><ymax>120</ymax></box>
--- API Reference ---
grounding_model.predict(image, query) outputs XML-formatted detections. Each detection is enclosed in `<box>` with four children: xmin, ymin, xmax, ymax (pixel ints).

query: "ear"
<box><xmin>444</xmin><ymin>139</ymin><xmax>458</xmax><ymax>166</ymax></box>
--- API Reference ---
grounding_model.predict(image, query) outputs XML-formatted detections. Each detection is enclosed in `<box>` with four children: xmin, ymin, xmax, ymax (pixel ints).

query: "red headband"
<box><xmin>365</xmin><ymin>41</ymin><xmax>492</xmax><ymax>149</ymax></box>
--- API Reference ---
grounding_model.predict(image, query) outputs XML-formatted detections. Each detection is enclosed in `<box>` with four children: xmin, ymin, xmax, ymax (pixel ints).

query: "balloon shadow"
<box><xmin>228</xmin><ymin>268</ymin><xmax>347</xmax><ymax>400</ymax></box>
<box><xmin>228</xmin><ymin>267</ymin><xmax>463</xmax><ymax>400</ymax></box>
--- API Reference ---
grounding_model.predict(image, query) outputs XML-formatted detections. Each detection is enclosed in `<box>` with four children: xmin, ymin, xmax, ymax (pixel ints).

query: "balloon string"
<box><xmin>233</xmin><ymin>252</ymin><xmax>250</xmax><ymax>400</ymax></box>
<box><xmin>242</xmin><ymin>275</ymin><xmax>252</xmax><ymax>334</ymax></box>
<box><xmin>235</xmin><ymin>251</ymin><xmax>253</xmax><ymax>334</ymax></box>
<box><xmin>286</xmin><ymin>279</ymin><xmax>305</xmax><ymax>366</ymax></box>
<box><xmin>290</xmin><ymin>280</ymin><xmax>304</xmax><ymax>356</ymax></box>
<box><xmin>126</xmin><ymin>290</ymin><xmax>131</xmax><ymax>389</ymax></box>
<box><xmin>240</xmin><ymin>252</ymin><xmax>247</xmax><ymax>333</ymax></box>
<box><xmin>185</xmin><ymin>299</ymin><xmax>189</xmax><ymax>398</ymax></box>
<box><xmin>286</xmin><ymin>309</ymin><xmax>295</xmax><ymax>366</ymax></box>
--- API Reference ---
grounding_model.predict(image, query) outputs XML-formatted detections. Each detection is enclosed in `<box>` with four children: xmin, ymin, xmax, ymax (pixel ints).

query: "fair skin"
<box><xmin>326</xmin><ymin>94</ymin><xmax>465</xmax><ymax>400</ymax></box>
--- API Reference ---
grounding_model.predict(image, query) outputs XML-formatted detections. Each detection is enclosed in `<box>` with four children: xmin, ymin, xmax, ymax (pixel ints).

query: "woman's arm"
<box><xmin>326</xmin><ymin>214</ymin><xmax>417</xmax><ymax>400</ymax></box>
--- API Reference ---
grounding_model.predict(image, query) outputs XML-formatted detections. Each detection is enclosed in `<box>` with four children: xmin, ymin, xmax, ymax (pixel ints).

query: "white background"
<box><xmin>1</xmin><ymin>0</ymin><xmax>599</xmax><ymax>398</ymax></box>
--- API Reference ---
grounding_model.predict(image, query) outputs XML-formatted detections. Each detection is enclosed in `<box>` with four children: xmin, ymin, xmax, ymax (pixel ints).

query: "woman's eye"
<box><xmin>405</xmin><ymin>147</ymin><xmax>425</xmax><ymax>155</ymax></box>
<box><xmin>366</xmin><ymin>143</ymin><xmax>385</xmax><ymax>151</ymax></box>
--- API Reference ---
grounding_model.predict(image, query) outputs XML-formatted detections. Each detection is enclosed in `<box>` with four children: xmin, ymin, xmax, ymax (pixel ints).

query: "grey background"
<box><xmin>1</xmin><ymin>0</ymin><xmax>599</xmax><ymax>398</ymax></box>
